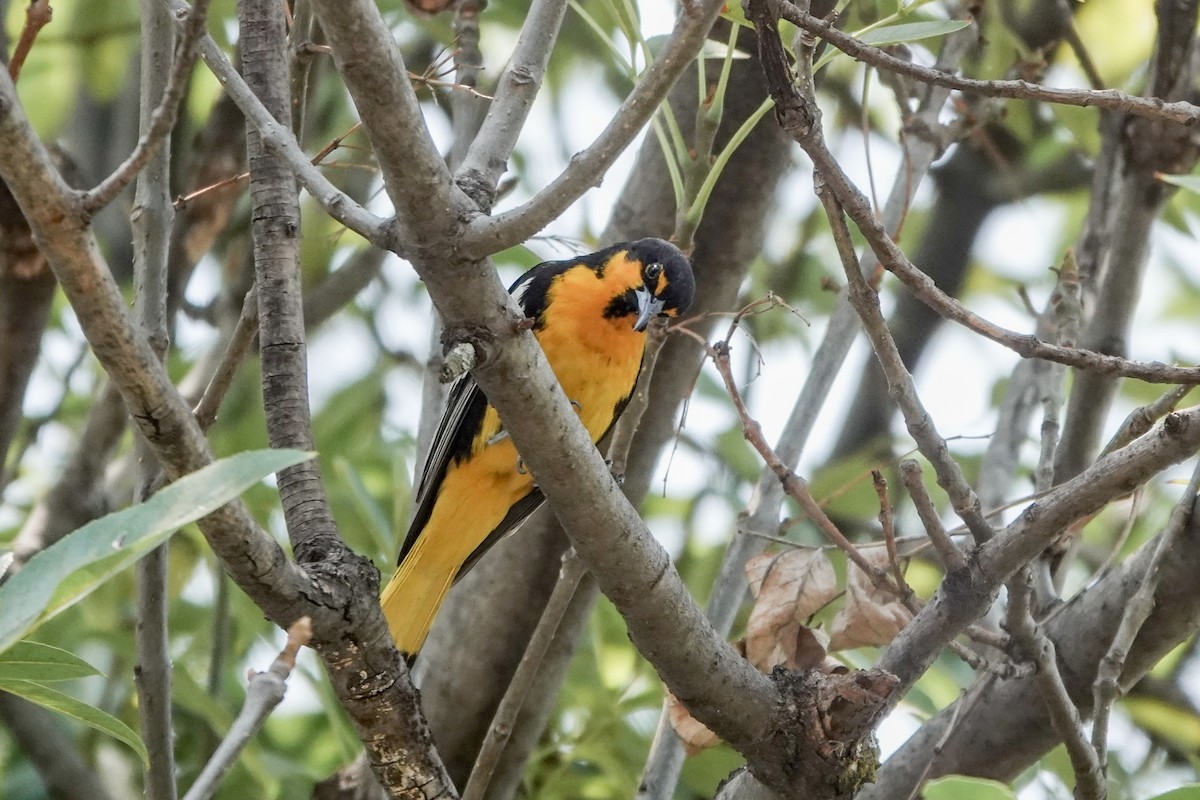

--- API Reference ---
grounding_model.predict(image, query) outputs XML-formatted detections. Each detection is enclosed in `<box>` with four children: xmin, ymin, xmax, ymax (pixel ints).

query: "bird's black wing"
<box><xmin>397</xmin><ymin>372</ymin><xmax>489</xmax><ymax>565</ymax></box>
<box><xmin>400</xmin><ymin>251</ymin><xmax>620</xmax><ymax>573</ymax></box>
<box><xmin>397</xmin><ymin>257</ymin><xmax>572</xmax><ymax>567</ymax></box>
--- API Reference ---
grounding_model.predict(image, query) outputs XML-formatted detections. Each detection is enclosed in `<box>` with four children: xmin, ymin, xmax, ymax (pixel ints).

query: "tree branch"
<box><xmin>879</xmin><ymin>408</ymin><xmax>1200</xmax><ymax>704</ymax></box>
<box><xmin>458</xmin><ymin>0</ymin><xmax>727</xmax><ymax>257</ymax></box>
<box><xmin>865</xmin><ymin>480</ymin><xmax>1200</xmax><ymax>799</ymax></box>
<box><xmin>784</xmin><ymin>6</ymin><xmax>1200</xmax><ymax>126</ymax></box>
<box><xmin>182</xmin><ymin>618</ymin><xmax>312</xmax><ymax>800</ymax></box>
<box><xmin>307</xmin><ymin>0</ymin><xmax>466</xmax><ymax>249</ymax></box>
<box><xmin>239</xmin><ymin>0</ymin><xmax>338</xmax><ymax>559</ymax></box>
<box><xmin>130</xmin><ymin>6</ymin><xmax>180</xmax><ymax>795</ymax></box>
<box><xmin>812</xmin><ymin>171</ymin><xmax>993</xmax><ymax>545</ymax></box>
<box><xmin>81</xmin><ymin>0</ymin><xmax>210</xmax><ymax>214</ymax></box>
<box><xmin>454</xmin><ymin>0</ymin><xmax>569</xmax><ymax>209</ymax></box>
<box><xmin>1091</xmin><ymin>459</ymin><xmax>1200</xmax><ymax>771</ymax></box>
<box><xmin>163</xmin><ymin>0</ymin><xmax>391</xmax><ymax>247</ymax></box>
<box><xmin>0</xmin><ymin>73</ymin><xmax>312</xmax><ymax>616</ymax></box>
<box><xmin>0</xmin><ymin>68</ymin><xmax>458</xmax><ymax>800</ymax></box>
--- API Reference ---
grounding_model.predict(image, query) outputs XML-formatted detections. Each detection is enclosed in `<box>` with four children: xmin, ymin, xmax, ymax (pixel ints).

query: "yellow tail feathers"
<box><xmin>380</xmin><ymin>557</ymin><xmax>456</xmax><ymax>656</ymax></box>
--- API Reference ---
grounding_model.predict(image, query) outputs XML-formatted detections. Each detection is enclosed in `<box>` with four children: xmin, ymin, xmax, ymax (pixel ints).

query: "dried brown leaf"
<box><xmin>665</xmin><ymin>690</ymin><xmax>722</xmax><ymax>755</ymax></box>
<box><xmin>829</xmin><ymin>548</ymin><xmax>911</xmax><ymax>650</ymax></box>
<box><xmin>744</xmin><ymin>549</ymin><xmax>838</xmax><ymax>671</ymax></box>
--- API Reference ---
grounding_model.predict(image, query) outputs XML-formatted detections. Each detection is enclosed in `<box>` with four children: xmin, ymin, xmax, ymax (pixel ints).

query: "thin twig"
<box><xmin>903</xmin><ymin>688</ymin><xmax>974</xmax><ymax>800</ymax></box>
<box><xmin>813</xmin><ymin>171</ymin><xmax>995</xmax><ymax>545</ymax></box>
<box><xmin>83</xmin><ymin>0</ymin><xmax>212</xmax><ymax>213</ymax></box>
<box><xmin>193</xmin><ymin>288</ymin><xmax>259</xmax><ymax>431</ymax></box>
<box><xmin>1091</xmin><ymin>460</ymin><xmax>1200</xmax><ymax>773</ymax></box>
<box><xmin>767</xmin><ymin>15</ymin><xmax>1200</xmax><ymax>390</ymax></box>
<box><xmin>782</xmin><ymin>4</ymin><xmax>1200</xmax><ymax>126</ymax></box>
<box><xmin>609</xmin><ymin>319</ymin><xmax>670</xmax><ymax>479</ymax></box>
<box><xmin>8</xmin><ymin>0</ymin><xmax>53</xmax><ymax>83</ymax></box>
<box><xmin>1005</xmin><ymin>570</ymin><xmax>1106</xmax><ymax>800</ymax></box>
<box><xmin>684</xmin><ymin>326</ymin><xmax>898</xmax><ymax>593</ymax></box>
<box><xmin>163</xmin><ymin>0</ymin><xmax>390</xmax><ymax>246</ymax></box>
<box><xmin>461</xmin><ymin>555</ymin><xmax>588</xmax><ymax>800</ymax></box>
<box><xmin>1099</xmin><ymin>384</ymin><xmax>1194</xmax><ymax>458</ymax></box>
<box><xmin>182</xmin><ymin>618</ymin><xmax>312</xmax><ymax>800</ymax></box>
<box><xmin>872</xmin><ymin>470</ymin><xmax>907</xmax><ymax>592</ymax></box>
<box><xmin>459</xmin><ymin>0</ymin><xmax>727</xmax><ymax>255</ymax></box>
<box><xmin>898</xmin><ymin>459</ymin><xmax>966</xmax><ymax>572</ymax></box>
<box><xmin>174</xmin><ymin>120</ymin><xmax>363</xmax><ymax>207</ymax></box>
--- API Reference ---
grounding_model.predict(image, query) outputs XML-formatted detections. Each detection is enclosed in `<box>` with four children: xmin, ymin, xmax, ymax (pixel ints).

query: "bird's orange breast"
<box><xmin>533</xmin><ymin>261</ymin><xmax>647</xmax><ymax>441</ymax></box>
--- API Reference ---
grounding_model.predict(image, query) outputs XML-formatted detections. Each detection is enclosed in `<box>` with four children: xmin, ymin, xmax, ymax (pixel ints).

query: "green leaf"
<box><xmin>1123</xmin><ymin>695</ymin><xmax>1200</xmax><ymax>751</ymax></box>
<box><xmin>0</xmin><ymin>678</ymin><xmax>148</xmax><ymax>765</ymax></box>
<box><xmin>0</xmin><ymin>449</ymin><xmax>312</xmax><ymax>655</ymax></box>
<box><xmin>1158</xmin><ymin>173</ymin><xmax>1200</xmax><ymax>195</ymax></box>
<box><xmin>0</xmin><ymin>641</ymin><xmax>103</xmax><ymax>682</ymax></box>
<box><xmin>924</xmin><ymin>775</ymin><xmax>1016</xmax><ymax>800</ymax></box>
<box><xmin>1146</xmin><ymin>785</ymin><xmax>1200</xmax><ymax>800</ymax></box>
<box><xmin>858</xmin><ymin>19</ymin><xmax>971</xmax><ymax>47</ymax></box>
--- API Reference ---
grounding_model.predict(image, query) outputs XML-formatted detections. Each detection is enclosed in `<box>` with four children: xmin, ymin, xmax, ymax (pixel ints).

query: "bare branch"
<box><xmin>1091</xmin><ymin>460</ymin><xmax>1200</xmax><ymax>772</ymax></box>
<box><xmin>783</xmin><ymin>6</ymin><xmax>1200</xmax><ymax>126</ymax></box>
<box><xmin>811</xmin><ymin>170</ymin><xmax>994</xmax><ymax>545</ymax></box>
<box><xmin>7</xmin><ymin>0</ymin><xmax>52</xmax><ymax>83</ymax></box>
<box><xmin>879</xmin><ymin>408</ymin><xmax>1200</xmax><ymax>705</ymax></box>
<box><xmin>1005</xmin><ymin>571</ymin><xmax>1105</xmax><ymax>800</ymax></box>
<box><xmin>454</xmin><ymin>0</ymin><xmax>569</xmax><ymax>209</ymax></box>
<box><xmin>898</xmin><ymin>459</ymin><xmax>966</xmax><ymax>573</ymax></box>
<box><xmin>131</xmin><ymin>2</ymin><xmax>179</xmax><ymax>782</ymax></box>
<box><xmin>1100</xmin><ymin>384</ymin><xmax>1194</xmax><ymax>458</ymax></box>
<box><xmin>458</xmin><ymin>0</ymin><xmax>727</xmax><ymax>256</ymax></box>
<box><xmin>163</xmin><ymin>0</ymin><xmax>391</xmax><ymax>247</ymax></box>
<box><xmin>0</xmin><ymin>55</ymin><xmax>317</xmax><ymax>650</ymax></box>
<box><xmin>867</xmin><ymin>478</ymin><xmax>1200</xmax><ymax>799</ymax></box>
<box><xmin>638</xmin><ymin>19</ymin><xmax>978</xmax><ymax>796</ymax></box>
<box><xmin>240</xmin><ymin>0</ymin><xmax>338</xmax><ymax>558</ymax></box>
<box><xmin>82</xmin><ymin>0</ymin><xmax>210</xmax><ymax>213</ymax></box>
<box><xmin>182</xmin><ymin>618</ymin><xmax>313</xmax><ymax>800</ymax></box>
<box><xmin>308</xmin><ymin>0</ymin><xmax>465</xmax><ymax>244</ymax></box>
<box><xmin>461</xmin><ymin>554</ymin><xmax>587</xmax><ymax>800</ymax></box>
<box><xmin>193</xmin><ymin>288</ymin><xmax>259</xmax><ymax>431</ymax></box>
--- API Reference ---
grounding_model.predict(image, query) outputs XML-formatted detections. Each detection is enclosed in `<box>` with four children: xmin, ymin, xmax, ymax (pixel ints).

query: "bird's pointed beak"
<box><xmin>633</xmin><ymin>286</ymin><xmax>665</xmax><ymax>332</ymax></box>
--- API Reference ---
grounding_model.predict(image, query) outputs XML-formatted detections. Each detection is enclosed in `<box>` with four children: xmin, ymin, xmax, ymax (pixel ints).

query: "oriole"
<box><xmin>381</xmin><ymin>238</ymin><xmax>695</xmax><ymax>655</ymax></box>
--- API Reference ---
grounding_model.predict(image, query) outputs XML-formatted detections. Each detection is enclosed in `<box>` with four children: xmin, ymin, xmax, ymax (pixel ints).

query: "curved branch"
<box><xmin>878</xmin><ymin>407</ymin><xmax>1200</xmax><ymax>701</ymax></box>
<box><xmin>163</xmin><ymin>0</ymin><xmax>391</xmax><ymax>248</ymax></box>
<box><xmin>82</xmin><ymin>0</ymin><xmax>211</xmax><ymax>213</ymax></box>
<box><xmin>454</xmin><ymin>0</ymin><xmax>569</xmax><ymax>209</ymax></box>
<box><xmin>458</xmin><ymin>0</ymin><xmax>727</xmax><ymax>257</ymax></box>
<box><xmin>0</xmin><ymin>68</ymin><xmax>314</xmax><ymax>622</ymax></box>
<box><xmin>783</xmin><ymin>6</ymin><xmax>1200</xmax><ymax>126</ymax></box>
<box><xmin>309</xmin><ymin>0</ymin><xmax>468</xmax><ymax>245</ymax></box>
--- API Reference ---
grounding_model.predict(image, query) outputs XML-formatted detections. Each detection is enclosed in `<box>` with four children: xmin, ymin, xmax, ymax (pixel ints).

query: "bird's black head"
<box><xmin>625</xmin><ymin>238</ymin><xmax>694</xmax><ymax>327</ymax></box>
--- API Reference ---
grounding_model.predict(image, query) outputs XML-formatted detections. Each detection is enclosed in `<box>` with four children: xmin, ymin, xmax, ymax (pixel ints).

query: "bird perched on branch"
<box><xmin>381</xmin><ymin>238</ymin><xmax>695</xmax><ymax>656</ymax></box>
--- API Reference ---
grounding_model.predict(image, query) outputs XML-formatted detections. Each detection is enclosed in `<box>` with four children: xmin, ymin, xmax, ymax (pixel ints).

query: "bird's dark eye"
<box><xmin>645</xmin><ymin>262</ymin><xmax>663</xmax><ymax>281</ymax></box>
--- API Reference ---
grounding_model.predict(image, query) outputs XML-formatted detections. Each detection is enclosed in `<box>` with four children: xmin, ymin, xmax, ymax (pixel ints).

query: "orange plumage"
<box><xmin>381</xmin><ymin>239</ymin><xmax>694</xmax><ymax>655</ymax></box>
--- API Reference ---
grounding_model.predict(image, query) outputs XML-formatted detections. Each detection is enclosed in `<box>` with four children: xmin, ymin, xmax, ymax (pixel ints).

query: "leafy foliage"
<box><xmin>3</xmin><ymin>0</ymin><xmax>1200</xmax><ymax>798</ymax></box>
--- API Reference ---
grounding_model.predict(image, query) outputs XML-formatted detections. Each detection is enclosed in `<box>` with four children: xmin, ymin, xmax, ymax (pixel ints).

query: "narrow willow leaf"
<box><xmin>0</xmin><ymin>449</ymin><xmax>311</xmax><ymax>654</ymax></box>
<box><xmin>0</xmin><ymin>678</ymin><xmax>149</xmax><ymax>765</ymax></box>
<box><xmin>858</xmin><ymin>19</ymin><xmax>971</xmax><ymax>47</ymax></box>
<box><xmin>0</xmin><ymin>641</ymin><xmax>103</xmax><ymax>682</ymax></box>
<box><xmin>1157</xmin><ymin>173</ymin><xmax>1200</xmax><ymax>195</ymax></box>
<box><xmin>924</xmin><ymin>776</ymin><xmax>1017</xmax><ymax>800</ymax></box>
